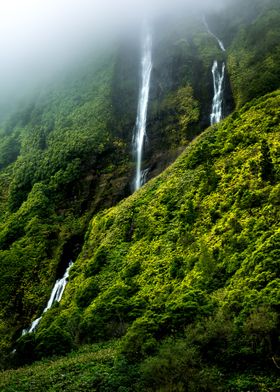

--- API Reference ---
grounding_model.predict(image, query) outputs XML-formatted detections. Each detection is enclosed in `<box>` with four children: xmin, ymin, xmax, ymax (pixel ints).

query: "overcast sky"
<box><xmin>0</xmin><ymin>0</ymin><xmax>229</xmax><ymax>103</ymax></box>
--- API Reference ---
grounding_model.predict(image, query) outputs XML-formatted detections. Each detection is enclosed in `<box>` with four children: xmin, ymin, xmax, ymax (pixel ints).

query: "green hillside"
<box><xmin>0</xmin><ymin>54</ymin><xmax>132</xmax><ymax>362</ymax></box>
<box><xmin>1</xmin><ymin>89</ymin><xmax>279</xmax><ymax>391</ymax></box>
<box><xmin>0</xmin><ymin>0</ymin><xmax>280</xmax><ymax>390</ymax></box>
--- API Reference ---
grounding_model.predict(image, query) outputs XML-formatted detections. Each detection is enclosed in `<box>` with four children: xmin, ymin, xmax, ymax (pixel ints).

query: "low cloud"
<box><xmin>0</xmin><ymin>0</ymin><xmax>230</xmax><ymax>104</ymax></box>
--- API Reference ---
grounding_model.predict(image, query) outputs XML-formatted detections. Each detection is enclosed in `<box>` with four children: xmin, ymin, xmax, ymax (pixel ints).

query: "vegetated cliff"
<box><xmin>4</xmin><ymin>88</ymin><xmax>280</xmax><ymax>392</ymax></box>
<box><xmin>0</xmin><ymin>0</ymin><xmax>279</xmax><ymax>387</ymax></box>
<box><xmin>0</xmin><ymin>10</ymin><xmax>224</xmax><ymax>359</ymax></box>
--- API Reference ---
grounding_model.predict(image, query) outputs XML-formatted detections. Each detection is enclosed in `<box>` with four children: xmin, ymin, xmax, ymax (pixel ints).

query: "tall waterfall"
<box><xmin>22</xmin><ymin>261</ymin><xmax>73</xmax><ymax>335</ymax></box>
<box><xmin>133</xmin><ymin>22</ymin><xmax>152</xmax><ymax>192</ymax></box>
<box><xmin>210</xmin><ymin>61</ymin><xmax>225</xmax><ymax>125</ymax></box>
<box><xmin>203</xmin><ymin>16</ymin><xmax>226</xmax><ymax>125</ymax></box>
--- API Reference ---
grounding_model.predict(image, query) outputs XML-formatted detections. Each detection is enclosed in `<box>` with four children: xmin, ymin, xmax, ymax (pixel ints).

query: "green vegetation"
<box><xmin>0</xmin><ymin>14</ymin><xmax>223</xmax><ymax>363</ymax></box>
<box><xmin>2</xmin><ymin>90</ymin><xmax>277</xmax><ymax>391</ymax></box>
<box><xmin>0</xmin><ymin>342</ymin><xmax>120</xmax><ymax>392</ymax></box>
<box><xmin>227</xmin><ymin>0</ymin><xmax>280</xmax><ymax>107</ymax></box>
<box><xmin>0</xmin><ymin>1</ymin><xmax>280</xmax><ymax>390</ymax></box>
<box><xmin>0</xmin><ymin>53</ymin><xmax>135</xmax><ymax>365</ymax></box>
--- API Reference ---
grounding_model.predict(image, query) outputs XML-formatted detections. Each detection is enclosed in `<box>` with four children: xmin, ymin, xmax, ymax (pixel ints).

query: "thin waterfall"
<box><xmin>203</xmin><ymin>16</ymin><xmax>226</xmax><ymax>125</ymax></box>
<box><xmin>22</xmin><ymin>261</ymin><xmax>73</xmax><ymax>335</ymax></box>
<box><xmin>203</xmin><ymin>16</ymin><xmax>226</xmax><ymax>52</ymax></box>
<box><xmin>133</xmin><ymin>22</ymin><xmax>152</xmax><ymax>192</ymax></box>
<box><xmin>210</xmin><ymin>61</ymin><xmax>225</xmax><ymax>125</ymax></box>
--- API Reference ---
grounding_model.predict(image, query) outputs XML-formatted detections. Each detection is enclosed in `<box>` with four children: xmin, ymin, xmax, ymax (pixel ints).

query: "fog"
<box><xmin>0</xmin><ymin>0</ymin><xmax>230</xmax><ymax>111</ymax></box>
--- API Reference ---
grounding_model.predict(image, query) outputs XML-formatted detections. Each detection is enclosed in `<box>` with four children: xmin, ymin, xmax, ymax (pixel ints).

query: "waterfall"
<box><xmin>22</xmin><ymin>261</ymin><xmax>73</xmax><ymax>335</ymax></box>
<box><xmin>203</xmin><ymin>16</ymin><xmax>226</xmax><ymax>125</ymax></box>
<box><xmin>210</xmin><ymin>61</ymin><xmax>225</xmax><ymax>125</ymax></box>
<box><xmin>133</xmin><ymin>22</ymin><xmax>152</xmax><ymax>192</ymax></box>
<box><xmin>203</xmin><ymin>16</ymin><xmax>226</xmax><ymax>52</ymax></box>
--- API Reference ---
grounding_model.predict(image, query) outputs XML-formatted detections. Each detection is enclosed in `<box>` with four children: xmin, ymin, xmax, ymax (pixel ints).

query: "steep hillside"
<box><xmin>1</xmin><ymin>89</ymin><xmax>279</xmax><ymax>391</ymax></box>
<box><xmin>227</xmin><ymin>0</ymin><xmax>280</xmax><ymax>107</ymax></box>
<box><xmin>0</xmin><ymin>0</ymin><xmax>280</xmax><ymax>389</ymax></box>
<box><xmin>0</xmin><ymin>12</ymin><xmax>223</xmax><ymax>359</ymax></box>
<box><xmin>0</xmin><ymin>54</ymin><xmax>132</xmax><ymax>361</ymax></box>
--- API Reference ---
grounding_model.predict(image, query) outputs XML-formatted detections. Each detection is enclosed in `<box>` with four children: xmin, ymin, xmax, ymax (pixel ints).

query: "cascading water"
<box><xmin>22</xmin><ymin>261</ymin><xmax>73</xmax><ymax>335</ymax></box>
<box><xmin>210</xmin><ymin>61</ymin><xmax>225</xmax><ymax>125</ymax></box>
<box><xmin>203</xmin><ymin>16</ymin><xmax>225</xmax><ymax>52</ymax></box>
<box><xmin>133</xmin><ymin>22</ymin><xmax>152</xmax><ymax>192</ymax></box>
<box><xmin>203</xmin><ymin>16</ymin><xmax>226</xmax><ymax>125</ymax></box>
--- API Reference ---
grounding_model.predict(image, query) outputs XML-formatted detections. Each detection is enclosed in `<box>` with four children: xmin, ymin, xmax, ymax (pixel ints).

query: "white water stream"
<box><xmin>22</xmin><ymin>261</ymin><xmax>73</xmax><ymax>335</ymax></box>
<box><xmin>203</xmin><ymin>16</ymin><xmax>226</xmax><ymax>52</ymax></box>
<box><xmin>210</xmin><ymin>60</ymin><xmax>225</xmax><ymax>125</ymax></box>
<box><xmin>133</xmin><ymin>22</ymin><xmax>152</xmax><ymax>192</ymax></box>
<box><xmin>203</xmin><ymin>16</ymin><xmax>226</xmax><ymax>125</ymax></box>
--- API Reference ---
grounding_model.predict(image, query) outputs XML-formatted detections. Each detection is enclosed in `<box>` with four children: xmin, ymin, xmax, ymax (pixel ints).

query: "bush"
<box><xmin>140</xmin><ymin>338</ymin><xmax>222</xmax><ymax>392</ymax></box>
<box><xmin>36</xmin><ymin>325</ymin><xmax>74</xmax><ymax>358</ymax></box>
<box><xmin>76</xmin><ymin>277</ymin><xmax>100</xmax><ymax>308</ymax></box>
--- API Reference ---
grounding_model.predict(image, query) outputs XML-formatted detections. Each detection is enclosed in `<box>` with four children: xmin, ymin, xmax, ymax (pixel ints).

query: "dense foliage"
<box><xmin>0</xmin><ymin>12</ymin><xmax>227</xmax><ymax>361</ymax></box>
<box><xmin>0</xmin><ymin>1</ymin><xmax>280</xmax><ymax>390</ymax></box>
<box><xmin>3</xmin><ymin>90</ymin><xmax>278</xmax><ymax>391</ymax></box>
<box><xmin>0</xmin><ymin>54</ymin><xmax>134</xmax><ymax>363</ymax></box>
<box><xmin>227</xmin><ymin>0</ymin><xmax>280</xmax><ymax>107</ymax></box>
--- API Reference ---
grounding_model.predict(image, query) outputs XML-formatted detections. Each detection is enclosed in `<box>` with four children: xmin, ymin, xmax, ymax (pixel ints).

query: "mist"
<box><xmin>0</xmin><ymin>0</ymin><xmax>230</xmax><ymax>112</ymax></box>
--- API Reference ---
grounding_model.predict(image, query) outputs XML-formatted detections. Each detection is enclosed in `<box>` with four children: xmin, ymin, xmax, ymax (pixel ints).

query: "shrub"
<box><xmin>35</xmin><ymin>325</ymin><xmax>74</xmax><ymax>358</ymax></box>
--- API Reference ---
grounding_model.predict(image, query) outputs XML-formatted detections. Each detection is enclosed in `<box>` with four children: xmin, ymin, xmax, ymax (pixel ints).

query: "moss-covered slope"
<box><xmin>0</xmin><ymin>10</ymin><xmax>229</xmax><ymax>358</ymax></box>
<box><xmin>6</xmin><ymin>90</ymin><xmax>279</xmax><ymax>391</ymax></box>
<box><xmin>0</xmin><ymin>2</ymin><xmax>280</xmax><ymax>389</ymax></box>
<box><xmin>0</xmin><ymin>53</ymin><xmax>135</xmax><ymax>362</ymax></box>
<box><xmin>227</xmin><ymin>0</ymin><xmax>280</xmax><ymax>108</ymax></box>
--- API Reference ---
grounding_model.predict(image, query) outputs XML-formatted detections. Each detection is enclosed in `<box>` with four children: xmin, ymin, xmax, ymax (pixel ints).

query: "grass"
<box><xmin>0</xmin><ymin>342</ymin><xmax>118</xmax><ymax>392</ymax></box>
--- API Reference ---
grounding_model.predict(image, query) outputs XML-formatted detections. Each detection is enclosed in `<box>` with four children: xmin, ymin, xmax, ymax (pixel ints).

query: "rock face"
<box><xmin>113</xmin><ymin>14</ymin><xmax>235</xmax><ymax>188</ymax></box>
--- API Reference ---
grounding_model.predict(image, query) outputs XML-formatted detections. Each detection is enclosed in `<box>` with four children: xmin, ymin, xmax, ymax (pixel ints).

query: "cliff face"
<box><xmin>0</xmin><ymin>0</ymin><xmax>279</xmax><ymax>384</ymax></box>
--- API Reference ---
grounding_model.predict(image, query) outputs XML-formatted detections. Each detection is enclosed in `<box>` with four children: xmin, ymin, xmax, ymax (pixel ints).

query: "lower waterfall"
<box><xmin>210</xmin><ymin>60</ymin><xmax>225</xmax><ymax>125</ymax></box>
<box><xmin>22</xmin><ymin>260</ymin><xmax>73</xmax><ymax>335</ymax></box>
